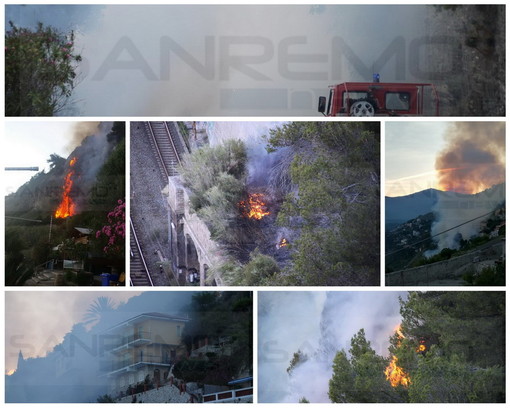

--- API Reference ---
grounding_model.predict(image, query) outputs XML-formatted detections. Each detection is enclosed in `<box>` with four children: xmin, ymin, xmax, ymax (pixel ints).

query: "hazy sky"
<box><xmin>385</xmin><ymin>122</ymin><xmax>449</xmax><ymax>197</ymax></box>
<box><xmin>6</xmin><ymin>4</ymin><xmax>430</xmax><ymax>116</ymax></box>
<box><xmin>5</xmin><ymin>291</ymin><xmax>142</xmax><ymax>374</ymax></box>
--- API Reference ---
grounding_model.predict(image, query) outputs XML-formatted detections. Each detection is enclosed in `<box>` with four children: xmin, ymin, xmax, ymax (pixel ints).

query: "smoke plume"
<box><xmin>66</xmin><ymin>121</ymin><xmax>101</xmax><ymax>152</ymax></box>
<box><xmin>5</xmin><ymin>292</ymin><xmax>194</xmax><ymax>403</ymax></box>
<box><xmin>430</xmin><ymin>183</ymin><xmax>505</xmax><ymax>250</ymax></box>
<box><xmin>258</xmin><ymin>291</ymin><xmax>404</xmax><ymax>403</ymax></box>
<box><xmin>435</xmin><ymin>122</ymin><xmax>505</xmax><ymax>194</ymax></box>
<box><xmin>429</xmin><ymin>122</ymin><xmax>505</xmax><ymax>250</ymax></box>
<box><xmin>207</xmin><ymin>122</ymin><xmax>284</xmax><ymax>187</ymax></box>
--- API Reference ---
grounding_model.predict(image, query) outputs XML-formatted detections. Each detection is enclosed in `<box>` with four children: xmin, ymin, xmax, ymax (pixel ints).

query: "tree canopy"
<box><xmin>267</xmin><ymin>122</ymin><xmax>380</xmax><ymax>285</ymax></box>
<box><xmin>328</xmin><ymin>292</ymin><xmax>505</xmax><ymax>403</ymax></box>
<box><xmin>175</xmin><ymin>292</ymin><xmax>253</xmax><ymax>385</ymax></box>
<box><xmin>5</xmin><ymin>21</ymin><xmax>82</xmax><ymax>116</ymax></box>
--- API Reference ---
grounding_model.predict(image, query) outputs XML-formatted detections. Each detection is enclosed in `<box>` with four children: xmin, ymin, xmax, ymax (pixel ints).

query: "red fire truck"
<box><xmin>318</xmin><ymin>79</ymin><xmax>439</xmax><ymax>116</ymax></box>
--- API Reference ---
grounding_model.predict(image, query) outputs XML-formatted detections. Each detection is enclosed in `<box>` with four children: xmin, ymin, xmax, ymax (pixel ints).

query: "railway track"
<box><xmin>146</xmin><ymin>121</ymin><xmax>187</xmax><ymax>178</ymax></box>
<box><xmin>129</xmin><ymin>122</ymin><xmax>188</xmax><ymax>286</ymax></box>
<box><xmin>129</xmin><ymin>219</ymin><xmax>153</xmax><ymax>286</ymax></box>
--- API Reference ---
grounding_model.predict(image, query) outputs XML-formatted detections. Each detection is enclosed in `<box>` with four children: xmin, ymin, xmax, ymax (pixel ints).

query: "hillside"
<box><xmin>386</xmin><ymin>184</ymin><xmax>505</xmax><ymax>274</ymax></box>
<box><xmin>5</xmin><ymin>122</ymin><xmax>125</xmax><ymax>286</ymax></box>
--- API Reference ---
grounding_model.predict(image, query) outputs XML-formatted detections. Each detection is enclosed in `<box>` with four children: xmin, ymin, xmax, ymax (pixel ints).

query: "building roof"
<box><xmin>104</xmin><ymin>312</ymin><xmax>190</xmax><ymax>333</ymax></box>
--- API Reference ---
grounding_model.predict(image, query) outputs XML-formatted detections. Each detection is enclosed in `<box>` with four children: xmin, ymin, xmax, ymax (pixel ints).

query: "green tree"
<box><xmin>329</xmin><ymin>329</ymin><xmax>401</xmax><ymax>403</ymax></box>
<box><xmin>181</xmin><ymin>292</ymin><xmax>252</xmax><ymax>381</ymax></box>
<box><xmin>408</xmin><ymin>350</ymin><xmax>505</xmax><ymax>403</ymax></box>
<box><xmin>267</xmin><ymin>122</ymin><xmax>380</xmax><ymax>285</ymax></box>
<box><xmin>82</xmin><ymin>296</ymin><xmax>116</xmax><ymax>327</ymax></box>
<box><xmin>5</xmin><ymin>228</ymin><xmax>26</xmax><ymax>285</ymax></box>
<box><xmin>220</xmin><ymin>250</ymin><xmax>281</xmax><ymax>286</ymax></box>
<box><xmin>329</xmin><ymin>350</ymin><xmax>354</xmax><ymax>403</ymax></box>
<box><xmin>329</xmin><ymin>293</ymin><xmax>505</xmax><ymax>403</ymax></box>
<box><xmin>287</xmin><ymin>350</ymin><xmax>308</xmax><ymax>374</ymax></box>
<box><xmin>180</xmin><ymin>139</ymin><xmax>248</xmax><ymax>247</ymax></box>
<box><xmin>5</xmin><ymin>22</ymin><xmax>82</xmax><ymax>116</ymax></box>
<box><xmin>47</xmin><ymin>153</ymin><xmax>66</xmax><ymax>170</ymax></box>
<box><xmin>400</xmin><ymin>292</ymin><xmax>505</xmax><ymax>367</ymax></box>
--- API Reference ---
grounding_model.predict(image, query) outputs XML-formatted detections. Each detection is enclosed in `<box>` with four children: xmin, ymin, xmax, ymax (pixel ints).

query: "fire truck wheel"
<box><xmin>350</xmin><ymin>100</ymin><xmax>375</xmax><ymax>116</ymax></box>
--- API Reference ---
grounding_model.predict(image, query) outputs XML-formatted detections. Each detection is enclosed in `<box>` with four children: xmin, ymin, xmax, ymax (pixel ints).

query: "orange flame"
<box><xmin>385</xmin><ymin>355</ymin><xmax>411</xmax><ymax>387</ymax></box>
<box><xmin>55</xmin><ymin>157</ymin><xmax>77</xmax><ymax>218</ymax></box>
<box><xmin>239</xmin><ymin>193</ymin><xmax>270</xmax><ymax>220</ymax></box>
<box><xmin>385</xmin><ymin>324</ymin><xmax>411</xmax><ymax>388</ymax></box>
<box><xmin>278</xmin><ymin>238</ymin><xmax>288</xmax><ymax>248</ymax></box>
<box><xmin>416</xmin><ymin>344</ymin><xmax>426</xmax><ymax>352</ymax></box>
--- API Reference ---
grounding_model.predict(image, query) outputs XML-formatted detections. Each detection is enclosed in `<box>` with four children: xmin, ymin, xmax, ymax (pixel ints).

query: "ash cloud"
<box><xmin>258</xmin><ymin>291</ymin><xmax>404</xmax><ymax>403</ymax></box>
<box><xmin>430</xmin><ymin>122</ymin><xmax>505</xmax><ymax>250</ymax></box>
<box><xmin>435</xmin><ymin>122</ymin><xmax>505</xmax><ymax>194</ymax></box>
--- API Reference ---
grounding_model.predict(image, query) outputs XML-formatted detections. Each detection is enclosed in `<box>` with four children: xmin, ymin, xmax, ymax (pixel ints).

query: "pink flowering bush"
<box><xmin>5</xmin><ymin>21</ymin><xmax>82</xmax><ymax>116</ymax></box>
<box><xmin>96</xmin><ymin>199</ymin><xmax>125</xmax><ymax>255</ymax></box>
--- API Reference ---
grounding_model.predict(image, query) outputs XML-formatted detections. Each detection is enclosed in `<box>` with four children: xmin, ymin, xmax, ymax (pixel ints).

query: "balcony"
<box><xmin>109</xmin><ymin>331</ymin><xmax>152</xmax><ymax>353</ymax></box>
<box><xmin>102</xmin><ymin>354</ymin><xmax>173</xmax><ymax>376</ymax></box>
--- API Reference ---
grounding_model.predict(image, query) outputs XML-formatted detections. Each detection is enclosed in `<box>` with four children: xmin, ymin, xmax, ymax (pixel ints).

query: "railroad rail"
<box><xmin>146</xmin><ymin>121</ymin><xmax>186</xmax><ymax>178</ymax></box>
<box><xmin>129</xmin><ymin>219</ymin><xmax>153</xmax><ymax>286</ymax></box>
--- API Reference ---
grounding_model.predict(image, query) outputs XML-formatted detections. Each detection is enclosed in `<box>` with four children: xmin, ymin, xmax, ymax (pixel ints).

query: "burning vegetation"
<box><xmin>385</xmin><ymin>325</ymin><xmax>411</xmax><ymax>388</ymax></box>
<box><xmin>328</xmin><ymin>292</ymin><xmax>504</xmax><ymax>404</ymax></box>
<box><xmin>5</xmin><ymin>122</ymin><xmax>126</xmax><ymax>287</ymax></box>
<box><xmin>384</xmin><ymin>324</ymin><xmax>428</xmax><ymax>388</ymax></box>
<box><xmin>385</xmin><ymin>355</ymin><xmax>410</xmax><ymax>388</ymax></box>
<box><xmin>238</xmin><ymin>193</ymin><xmax>270</xmax><ymax>220</ymax></box>
<box><xmin>54</xmin><ymin>157</ymin><xmax>77</xmax><ymax>218</ymax></box>
<box><xmin>179</xmin><ymin>121</ymin><xmax>380</xmax><ymax>286</ymax></box>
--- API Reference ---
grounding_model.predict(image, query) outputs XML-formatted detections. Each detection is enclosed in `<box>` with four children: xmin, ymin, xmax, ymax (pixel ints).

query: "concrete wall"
<box><xmin>386</xmin><ymin>241</ymin><xmax>504</xmax><ymax>286</ymax></box>
<box><xmin>165</xmin><ymin>176</ymin><xmax>225</xmax><ymax>286</ymax></box>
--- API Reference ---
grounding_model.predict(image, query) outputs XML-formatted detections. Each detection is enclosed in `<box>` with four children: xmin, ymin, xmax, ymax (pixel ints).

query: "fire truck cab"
<box><xmin>318</xmin><ymin>80</ymin><xmax>439</xmax><ymax>116</ymax></box>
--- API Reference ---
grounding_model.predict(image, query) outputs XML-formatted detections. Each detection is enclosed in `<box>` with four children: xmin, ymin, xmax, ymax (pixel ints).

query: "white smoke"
<box><xmin>5</xmin><ymin>291</ymin><xmax>195</xmax><ymax>403</ymax></box>
<box><xmin>430</xmin><ymin>183</ymin><xmax>505</xmax><ymax>250</ymax></box>
<box><xmin>258</xmin><ymin>291</ymin><xmax>405</xmax><ymax>403</ymax></box>
<box><xmin>206</xmin><ymin>121</ymin><xmax>284</xmax><ymax>186</ymax></box>
<box><xmin>67</xmin><ymin>4</ymin><xmax>429</xmax><ymax>115</ymax></box>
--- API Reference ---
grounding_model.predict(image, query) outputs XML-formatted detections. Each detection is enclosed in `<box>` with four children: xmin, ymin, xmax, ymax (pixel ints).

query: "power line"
<box><xmin>385</xmin><ymin>209</ymin><xmax>499</xmax><ymax>257</ymax></box>
<box><xmin>5</xmin><ymin>216</ymin><xmax>42</xmax><ymax>223</ymax></box>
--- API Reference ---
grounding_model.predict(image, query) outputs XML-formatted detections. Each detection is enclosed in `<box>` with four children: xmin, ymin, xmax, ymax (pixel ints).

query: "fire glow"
<box><xmin>278</xmin><ymin>238</ymin><xmax>288</xmax><ymax>248</ymax></box>
<box><xmin>385</xmin><ymin>355</ymin><xmax>410</xmax><ymax>388</ymax></box>
<box><xmin>239</xmin><ymin>193</ymin><xmax>270</xmax><ymax>220</ymax></box>
<box><xmin>385</xmin><ymin>325</ymin><xmax>412</xmax><ymax>388</ymax></box>
<box><xmin>54</xmin><ymin>157</ymin><xmax>77</xmax><ymax>218</ymax></box>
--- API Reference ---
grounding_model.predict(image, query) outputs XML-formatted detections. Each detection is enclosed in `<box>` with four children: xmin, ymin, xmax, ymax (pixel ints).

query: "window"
<box><xmin>343</xmin><ymin>91</ymin><xmax>368</xmax><ymax>107</ymax></box>
<box><xmin>385</xmin><ymin>92</ymin><xmax>410</xmax><ymax>110</ymax></box>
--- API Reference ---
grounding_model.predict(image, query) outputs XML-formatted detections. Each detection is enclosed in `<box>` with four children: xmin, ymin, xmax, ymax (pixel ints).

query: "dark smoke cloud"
<box><xmin>435</xmin><ymin>122</ymin><xmax>505</xmax><ymax>194</ymax></box>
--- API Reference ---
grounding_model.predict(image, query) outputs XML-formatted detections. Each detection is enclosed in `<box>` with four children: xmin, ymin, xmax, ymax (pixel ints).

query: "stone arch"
<box><xmin>185</xmin><ymin>234</ymin><xmax>200</xmax><ymax>273</ymax></box>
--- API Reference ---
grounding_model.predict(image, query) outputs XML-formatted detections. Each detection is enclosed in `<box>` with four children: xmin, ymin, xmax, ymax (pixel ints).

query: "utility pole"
<box><xmin>48</xmin><ymin>214</ymin><xmax>53</xmax><ymax>243</ymax></box>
